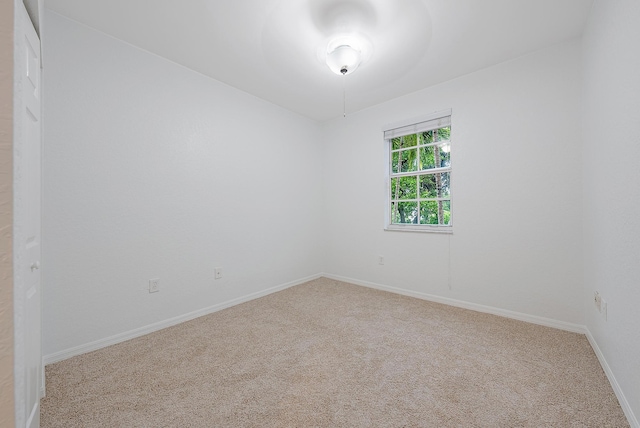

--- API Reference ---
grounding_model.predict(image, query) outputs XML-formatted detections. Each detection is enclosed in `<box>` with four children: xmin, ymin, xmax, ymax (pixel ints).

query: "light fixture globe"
<box><xmin>326</xmin><ymin>44</ymin><xmax>362</xmax><ymax>75</ymax></box>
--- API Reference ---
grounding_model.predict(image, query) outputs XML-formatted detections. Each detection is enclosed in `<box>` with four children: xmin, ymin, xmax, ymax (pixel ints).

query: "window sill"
<box><xmin>384</xmin><ymin>224</ymin><xmax>453</xmax><ymax>234</ymax></box>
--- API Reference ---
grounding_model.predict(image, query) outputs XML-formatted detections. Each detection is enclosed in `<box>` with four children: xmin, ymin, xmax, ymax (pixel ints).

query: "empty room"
<box><xmin>2</xmin><ymin>0</ymin><xmax>639</xmax><ymax>426</ymax></box>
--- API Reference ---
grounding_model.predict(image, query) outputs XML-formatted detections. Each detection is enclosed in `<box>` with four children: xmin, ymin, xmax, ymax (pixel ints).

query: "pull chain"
<box><xmin>341</xmin><ymin>68</ymin><xmax>347</xmax><ymax>118</ymax></box>
<box><xmin>343</xmin><ymin>74</ymin><xmax>346</xmax><ymax>117</ymax></box>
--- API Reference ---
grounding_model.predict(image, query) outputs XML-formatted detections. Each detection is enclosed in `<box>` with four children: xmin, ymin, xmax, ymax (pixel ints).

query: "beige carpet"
<box><xmin>41</xmin><ymin>277</ymin><xmax>629</xmax><ymax>427</ymax></box>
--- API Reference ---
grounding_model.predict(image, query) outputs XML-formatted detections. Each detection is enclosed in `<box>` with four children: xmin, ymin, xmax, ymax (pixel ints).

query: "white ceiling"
<box><xmin>44</xmin><ymin>0</ymin><xmax>594</xmax><ymax>122</ymax></box>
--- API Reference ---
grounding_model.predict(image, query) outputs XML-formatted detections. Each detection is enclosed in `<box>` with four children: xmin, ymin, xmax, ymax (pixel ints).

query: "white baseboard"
<box><xmin>43</xmin><ymin>273</ymin><xmax>322</xmax><ymax>365</ymax></box>
<box><xmin>586</xmin><ymin>329</ymin><xmax>639</xmax><ymax>428</ymax></box>
<box><xmin>322</xmin><ymin>273</ymin><xmax>586</xmax><ymax>334</ymax></box>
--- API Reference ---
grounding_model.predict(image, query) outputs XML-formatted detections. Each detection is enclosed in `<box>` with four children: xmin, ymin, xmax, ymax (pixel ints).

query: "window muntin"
<box><xmin>386</xmin><ymin>113</ymin><xmax>452</xmax><ymax>231</ymax></box>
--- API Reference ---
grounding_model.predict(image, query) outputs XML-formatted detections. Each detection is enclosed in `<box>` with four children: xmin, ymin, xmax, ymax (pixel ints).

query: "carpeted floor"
<box><xmin>41</xmin><ymin>277</ymin><xmax>629</xmax><ymax>427</ymax></box>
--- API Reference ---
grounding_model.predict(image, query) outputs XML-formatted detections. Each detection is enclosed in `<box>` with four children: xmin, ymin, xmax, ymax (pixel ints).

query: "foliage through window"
<box><xmin>385</xmin><ymin>111</ymin><xmax>452</xmax><ymax>231</ymax></box>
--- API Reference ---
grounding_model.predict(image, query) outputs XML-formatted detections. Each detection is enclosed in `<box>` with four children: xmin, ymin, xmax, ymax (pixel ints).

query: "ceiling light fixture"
<box><xmin>326</xmin><ymin>44</ymin><xmax>362</xmax><ymax>76</ymax></box>
<box><xmin>326</xmin><ymin>41</ymin><xmax>363</xmax><ymax>118</ymax></box>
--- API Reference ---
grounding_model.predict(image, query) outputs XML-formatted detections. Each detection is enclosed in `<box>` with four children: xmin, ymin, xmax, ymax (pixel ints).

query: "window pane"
<box><xmin>420</xmin><ymin>142</ymin><xmax>450</xmax><ymax>169</ymax></box>
<box><xmin>419</xmin><ymin>172</ymin><xmax>450</xmax><ymax>198</ymax></box>
<box><xmin>391</xmin><ymin>149</ymin><xmax>418</xmax><ymax>173</ymax></box>
<box><xmin>401</xmin><ymin>134</ymin><xmax>418</xmax><ymax>149</ymax></box>
<box><xmin>435</xmin><ymin>126</ymin><xmax>451</xmax><ymax>142</ymax></box>
<box><xmin>420</xmin><ymin>200</ymin><xmax>451</xmax><ymax>225</ymax></box>
<box><xmin>391</xmin><ymin>176</ymin><xmax>417</xmax><ymax>200</ymax></box>
<box><xmin>391</xmin><ymin>151</ymin><xmax>400</xmax><ymax>173</ymax></box>
<box><xmin>391</xmin><ymin>134</ymin><xmax>418</xmax><ymax>150</ymax></box>
<box><xmin>419</xmin><ymin>174</ymin><xmax>437</xmax><ymax>198</ymax></box>
<box><xmin>420</xmin><ymin>130</ymin><xmax>435</xmax><ymax>145</ymax></box>
<box><xmin>404</xmin><ymin>150</ymin><xmax>418</xmax><ymax>172</ymax></box>
<box><xmin>419</xmin><ymin>146</ymin><xmax>435</xmax><ymax>170</ymax></box>
<box><xmin>419</xmin><ymin>201</ymin><xmax>438</xmax><ymax>225</ymax></box>
<box><xmin>439</xmin><ymin>172</ymin><xmax>451</xmax><ymax>197</ymax></box>
<box><xmin>441</xmin><ymin>200</ymin><xmax>451</xmax><ymax>225</ymax></box>
<box><xmin>392</xmin><ymin>201</ymin><xmax>418</xmax><ymax>224</ymax></box>
<box><xmin>437</xmin><ymin>143</ymin><xmax>451</xmax><ymax>167</ymax></box>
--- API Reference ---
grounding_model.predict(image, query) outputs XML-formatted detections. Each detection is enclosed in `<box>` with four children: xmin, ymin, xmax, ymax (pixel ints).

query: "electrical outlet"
<box><xmin>594</xmin><ymin>291</ymin><xmax>601</xmax><ymax>312</ymax></box>
<box><xmin>214</xmin><ymin>267</ymin><xmax>222</xmax><ymax>280</ymax></box>
<box><xmin>601</xmin><ymin>298</ymin><xmax>608</xmax><ymax>321</ymax></box>
<box><xmin>378</xmin><ymin>256</ymin><xmax>384</xmax><ymax>265</ymax></box>
<box><xmin>149</xmin><ymin>278</ymin><xmax>159</xmax><ymax>293</ymax></box>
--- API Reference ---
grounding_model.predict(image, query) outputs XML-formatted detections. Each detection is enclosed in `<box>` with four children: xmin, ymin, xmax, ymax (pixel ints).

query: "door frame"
<box><xmin>0</xmin><ymin>0</ymin><xmax>16</xmax><ymax>426</ymax></box>
<box><xmin>13</xmin><ymin>1</ymin><xmax>43</xmax><ymax>427</ymax></box>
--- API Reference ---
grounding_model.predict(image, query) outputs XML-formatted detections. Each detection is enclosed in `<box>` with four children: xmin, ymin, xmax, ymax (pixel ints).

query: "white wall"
<box><xmin>42</xmin><ymin>10</ymin><xmax>324</xmax><ymax>357</ymax></box>
<box><xmin>582</xmin><ymin>0</ymin><xmax>640</xmax><ymax>423</ymax></box>
<box><xmin>321</xmin><ymin>40</ymin><xmax>584</xmax><ymax>325</ymax></box>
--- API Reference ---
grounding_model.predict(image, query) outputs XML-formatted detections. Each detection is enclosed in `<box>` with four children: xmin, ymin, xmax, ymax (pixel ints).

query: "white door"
<box><xmin>19</xmin><ymin>3</ymin><xmax>42</xmax><ymax>427</ymax></box>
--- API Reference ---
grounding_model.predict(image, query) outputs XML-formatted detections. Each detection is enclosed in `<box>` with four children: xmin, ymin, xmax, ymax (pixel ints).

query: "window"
<box><xmin>384</xmin><ymin>110</ymin><xmax>452</xmax><ymax>232</ymax></box>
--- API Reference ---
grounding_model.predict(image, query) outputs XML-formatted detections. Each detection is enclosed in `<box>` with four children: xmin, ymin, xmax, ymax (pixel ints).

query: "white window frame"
<box><xmin>383</xmin><ymin>109</ymin><xmax>453</xmax><ymax>233</ymax></box>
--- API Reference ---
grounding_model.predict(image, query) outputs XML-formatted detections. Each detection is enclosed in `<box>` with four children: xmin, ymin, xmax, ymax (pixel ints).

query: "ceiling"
<box><xmin>44</xmin><ymin>0</ymin><xmax>594</xmax><ymax>122</ymax></box>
